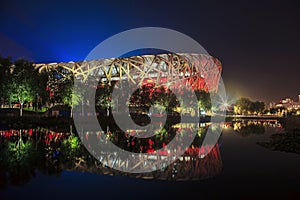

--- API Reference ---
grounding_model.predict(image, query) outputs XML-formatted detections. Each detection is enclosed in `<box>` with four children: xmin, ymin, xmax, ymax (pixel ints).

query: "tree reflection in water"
<box><xmin>0</xmin><ymin>130</ymin><xmax>36</xmax><ymax>188</ymax></box>
<box><xmin>0</xmin><ymin>123</ymin><xmax>223</xmax><ymax>188</ymax></box>
<box><xmin>229</xmin><ymin>119</ymin><xmax>299</xmax><ymax>154</ymax></box>
<box><xmin>232</xmin><ymin>120</ymin><xmax>266</xmax><ymax>136</ymax></box>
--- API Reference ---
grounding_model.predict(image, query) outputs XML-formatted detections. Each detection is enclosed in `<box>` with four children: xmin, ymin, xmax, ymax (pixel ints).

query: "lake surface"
<box><xmin>0</xmin><ymin>119</ymin><xmax>299</xmax><ymax>199</ymax></box>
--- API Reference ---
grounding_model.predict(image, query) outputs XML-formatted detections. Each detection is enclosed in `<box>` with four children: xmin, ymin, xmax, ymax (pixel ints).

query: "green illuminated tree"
<box><xmin>7</xmin><ymin>81</ymin><xmax>34</xmax><ymax>116</ymax></box>
<box><xmin>62</xmin><ymin>86</ymin><xmax>82</xmax><ymax>117</ymax></box>
<box><xmin>5</xmin><ymin>59</ymin><xmax>37</xmax><ymax>116</ymax></box>
<box><xmin>2</xmin><ymin>58</ymin><xmax>48</xmax><ymax>115</ymax></box>
<box><xmin>194</xmin><ymin>90</ymin><xmax>212</xmax><ymax>116</ymax></box>
<box><xmin>195</xmin><ymin>90</ymin><xmax>212</xmax><ymax>111</ymax></box>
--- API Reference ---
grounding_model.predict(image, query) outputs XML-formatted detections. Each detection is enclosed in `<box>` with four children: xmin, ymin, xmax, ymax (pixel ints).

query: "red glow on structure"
<box><xmin>140</xmin><ymin>76</ymin><xmax>209</xmax><ymax>92</ymax></box>
<box><xmin>146</xmin><ymin>148</ymin><xmax>154</xmax><ymax>154</ymax></box>
<box><xmin>148</xmin><ymin>139</ymin><xmax>154</xmax><ymax>146</ymax></box>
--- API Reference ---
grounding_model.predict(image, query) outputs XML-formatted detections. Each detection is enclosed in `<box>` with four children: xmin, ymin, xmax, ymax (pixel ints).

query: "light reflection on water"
<box><xmin>0</xmin><ymin>122</ymin><xmax>222</xmax><ymax>188</ymax></box>
<box><xmin>0</xmin><ymin>119</ymin><xmax>299</xmax><ymax>199</ymax></box>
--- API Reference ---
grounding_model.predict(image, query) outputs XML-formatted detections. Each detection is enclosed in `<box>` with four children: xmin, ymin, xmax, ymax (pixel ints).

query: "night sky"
<box><xmin>0</xmin><ymin>0</ymin><xmax>299</xmax><ymax>103</ymax></box>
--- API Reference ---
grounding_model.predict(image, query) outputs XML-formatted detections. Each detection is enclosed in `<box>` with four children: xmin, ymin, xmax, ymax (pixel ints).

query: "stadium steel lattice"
<box><xmin>34</xmin><ymin>53</ymin><xmax>222</xmax><ymax>93</ymax></box>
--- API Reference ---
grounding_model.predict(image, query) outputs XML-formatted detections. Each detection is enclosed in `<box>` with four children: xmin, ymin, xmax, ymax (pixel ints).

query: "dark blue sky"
<box><xmin>0</xmin><ymin>0</ymin><xmax>299</xmax><ymax>102</ymax></box>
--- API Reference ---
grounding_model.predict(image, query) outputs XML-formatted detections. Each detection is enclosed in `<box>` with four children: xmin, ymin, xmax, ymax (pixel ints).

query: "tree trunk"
<box><xmin>20</xmin><ymin>103</ymin><xmax>23</xmax><ymax>116</ymax></box>
<box><xmin>70</xmin><ymin>107</ymin><xmax>73</xmax><ymax>118</ymax></box>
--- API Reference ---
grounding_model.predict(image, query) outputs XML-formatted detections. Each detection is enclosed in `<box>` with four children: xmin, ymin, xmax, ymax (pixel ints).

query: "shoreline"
<box><xmin>0</xmin><ymin>107</ymin><xmax>298</xmax><ymax>131</ymax></box>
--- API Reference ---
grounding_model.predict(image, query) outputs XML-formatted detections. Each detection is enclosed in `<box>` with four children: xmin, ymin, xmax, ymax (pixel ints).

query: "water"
<box><xmin>0</xmin><ymin>120</ymin><xmax>299</xmax><ymax>199</ymax></box>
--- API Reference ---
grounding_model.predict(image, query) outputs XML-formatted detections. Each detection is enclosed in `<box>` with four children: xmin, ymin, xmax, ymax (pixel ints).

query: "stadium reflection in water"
<box><xmin>1</xmin><ymin>119</ymin><xmax>298</xmax><ymax>199</ymax></box>
<box><xmin>0</xmin><ymin>122</ymin><xmax>222</xmax><ymax>188</ymax></box>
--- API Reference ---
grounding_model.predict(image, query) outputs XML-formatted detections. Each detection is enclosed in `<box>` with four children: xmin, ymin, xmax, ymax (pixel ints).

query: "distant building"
<box><xmin>276</xmin><ymin>95</ymin><xmax>300</xmax><ymax>110</ymax></box>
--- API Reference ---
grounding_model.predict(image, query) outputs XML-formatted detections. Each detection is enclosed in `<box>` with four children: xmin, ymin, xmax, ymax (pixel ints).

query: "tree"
<box><xmin>7</xmin><ymin>81</ymin><xmax>34</xmax><ymax>116</ymax></box>
<box><xmin>234</xmin><ymin>97</ymin><xmax>265</xmax><ymax>115</ymax></box>
<box><xmin>2</xmin><ymin>58</ymin><xmax>47</xmax><ymax>116</ymax></box>
<box><xmin>0</xmin><ymin>56</ymin><xmax>13</xmax><ymax>107</ymax></box>
<box><xmin>250</xmin><ymin>101</ymin><xmax>265</xmax><ymax>114</ymax></box>
<box><xmin>234</xmin><ymin>97</ymin><xmax>252</xmax><ymax>115</ymax></box>
<box><xmin>195</xmin><ymin>90</ymin><xmax>211</xmax><ymax>111</ymax></box>
<box><xmin>95</xmin><ymin>83</ymin><xmax>114</xmax><ymax>116</ymax></box>
<box><xmin>5</xmin><ymin>59</ymin><xmax>37</xmax><ymax>116</ymax></box>
<box><xmin>194</xmin><ymin>90</ymin><xmax>212</xmax><ymax>116</ymax></box>
<box><xmin>62</xmin><ymin>85</ymin><xmax>82</xmax><ymax>117</ymax></box>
